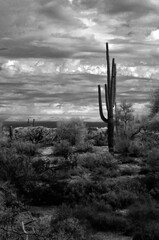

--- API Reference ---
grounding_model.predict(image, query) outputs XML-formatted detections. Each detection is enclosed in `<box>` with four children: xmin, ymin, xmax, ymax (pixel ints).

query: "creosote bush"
<box><xmin>115</xmin><ymin>136</ymin><xmax>145</xmax><ymax>157</ymax></box>
<box><xmin>50</xmin><ymin>204</ymin><xmax>86</xmax><ymax>240</ymax></box>
<box><xmin>147</xmin><ymin>148</ymin><xmax>159</xmax><ymax>172</ymax></box>
<box><xmin>74</xmin><ymin>204</ymin><xmax>129</xmax><ymax>233</ymax></box>
<box><xmin>11</xmin><ymin>140</ymin><xmax>38</xmax><ymax>156</ymax></box>
<box><xmin>128</xmin><ymin>141</ymin><xmax>144</xmax><ymax>157</ymax></box>
<box><xmin>76</xmin><ymin>152</ymin><xmax>117</xmax><ymax>170</ymax></box>
<box><xmin>56</xmin><ymin>118</ymin><xmax>87</xmax><ymax>146</ymax></box>
<box><xmin>102</xmin><ymin>190</ymin><xmax>138</xmax><ymax>209</ymax></box>
<box><xmin>115</xmin><ymin>136</ymin><xmax>130</xmax><ymax>154</ymax></box>
<box><xmin>128</xmin><ymin>201</ymin><xmax>159</xmax><ymax>238</ymax></box>
<box><xmin>74</xmin><ymin>141</ymin><xmax>94</xmax><ymax>153</ymax></box>
<box><xmin>54</xmin><ymin>140</ymin><xmax>73</xmax><ymax>158</ymax></box>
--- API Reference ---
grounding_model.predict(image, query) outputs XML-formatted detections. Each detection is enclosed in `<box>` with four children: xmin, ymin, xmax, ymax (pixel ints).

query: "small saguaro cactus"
<box><xmin>9</xmin><ymin>125</ymin><xmax>13</xmax><ymax>140</ymax></box>
<box><xmin>33</xmin><ymin>119</ymin><xmax>35</xmax><ymax>127</ymax></box>
<box><xmin>98</xmin><ymin>42</ymin><xmax>117</xmax><ymax>153</ymax></box>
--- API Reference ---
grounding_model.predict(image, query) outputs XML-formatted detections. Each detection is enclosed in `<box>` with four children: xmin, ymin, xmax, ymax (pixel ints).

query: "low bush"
<box><xmin>92</xmin><ymin>200</ymin><xmax>113</xmax><ymax>212</ymax></box>
<box><xmin>64</xmin><ymin>181</ymin><xmax>92</xmax><ymax>204</ymax></box>
<box><xmin>54</xmin><ymin>140</ymin><xmax>72</xmax><ymax>158</ymax></box>
<box><xmin>102</xmin><ymin>190</ymin><xmax>137</xmax><ymax>209</ymax></box>
<box><xmin>0</xmin><ymin>138</ymin><xmax>11</xmax><ymax>148</ymax></box>
<box><xmin>88</xmin><ymin>211</ymin><xmax>129</xmax><ymax>233</ymax></box>
<box><xmin>143</xmin><ymin>173</ymin><xmax>159</xmax><ymax>192</ymax></box>
<box><xmin>128</xmin><ymin>201</ymin><xmax>159</xmax><ymax>225</ymax></box>
<box><xmin>0</xmin><ymin>148</ymin><xmax>34</xmax><ymax>183</ymax></box>
<box><xmin>120</xmin><ymin>164</ymin><xmax>141</xmax><ymax>176</ymax></box>
<box><xmin>128</xmin><ymin>201</ymin><xmax>159</xmax><ymax>238</ymax></box>
<box><xmin>147</xmin><ymin>148</ymin><xmax>159</xmax><ymax>172</ymax></box>
<box><xmin>12</xmin><ymin>140</ymin><xmax>38</xmax><ymax>156</ymax></box>
<box><xmin>115</xmin><ymin>136</ymin><xmax>130</xmax><ymax>155</ymax></box>
<box><xmin>87</xmin><ymin>128</ymin><xmax>107</xmax><ymax>146</ymax></box>
<box><xmin>51</xmin><ymin>217</ymin><xmax>86</xmax><ymax>240</ymax></box>
<box><xmin>74</xmin><ymin>141</ymin><xmax>93</xmax><ymax>153</ymax></box>
<box><xmin>101</xmin><ymin>176</ymin><xmax>148</xmax><ymax>201</ymax></box>
<box><xmin>50</xmin><ymin>204</ymin><xmax>86</xmax><ymax>240</ymax></box>
<box><xmin>142</xmin><ymin>148</ymin><xmax>159</xmax><ymax>193</ymax></box>
<box><xmin>128</xmin><ymin>141</ymin><xmax>144</xmax><ymax>157</ymax></box>
<box><xmin>133</xmin><ymin>221</ymin><xmax>159</xmax><ymax>240</ymax></box>
<box><xmin>76</xmin><ymin>152</ymin><xmax>117</xmax><ymax>170</ymax></box>
<box><xmin>72</xmin><ymin>204</ymin><xmax>127</xmax><ymax>233</ymax></box>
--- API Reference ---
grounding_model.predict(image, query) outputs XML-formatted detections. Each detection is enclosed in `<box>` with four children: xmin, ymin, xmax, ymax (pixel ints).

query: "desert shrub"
<box><xmin>76</xmin><ymin>152</ymin><xmax>117</xmax><ymax>170</ymax></box>
<box><xmin>119</xmin><ymin>156</ymin><xmax>134</xmax><ymax>164</ymax></box>
<box><xmin>139</xmin><ymin>165</ymin><xmax>150</xmax><ymax>175</ymax></box>
<box><xmin>117</xmin><ymin>190</ymin><xmax>138</xmax><ymax>208</ymax></box>
<box><xmin>101</xmin><ymin>176</ymin><xmax>148</xmax><ymax>201</ymax></box>
<box><xmin>54</xmin><ymin>204</ymin><xmax>73</xmax><ymax>221</ymax></box>
<box><xmin>32</xmin><ymin>158</ymin><xmax>48</xmax><ymax>174</ymax></box>
<box><xmin>72</xmin><ymin>204</ymin><xmax>125</xmax><ymax>232</ymax></box>
<box><xmin>147</xmin><ymin>148</ymin><xmax>159</xmax><ymax>172</ymax></box>
<box><xmin>74</xmin><ymin>141</ymin><xmax>94</xmax><ymax>153</ymax></box>
<box><xmin>56</xmin><ymin>118</ymin><xmax>87</xmax><ymax>146</ymax></box>
<box><xmin>0</xmin><ymin>138</ymin><xmax>11</xmax><ymax>148</ymax></box>
<box><xmin>64</xmin><ymin>181</ymin><xmax>91</xmax><ymax>204</ymax></box>
<box><xmin>54</xmin><ymin>140</ymin><xmax>72</xmax><ymax>158</ymax></box>
<box><xmin>115</xmin><ymin>136</ymin><xmax>130</xmax><ymax>154</ymax></box>
<box><xmin>120</xmin><ymin>166</ymin><xmax>135</xmax><ymax>176</ymax></box>
<box><xmin>133</xmin><ymin>221</ymin><xmax>159</xmax><ymax>240</ymax></box>
<box><xmin>50</xmin><ymin>204</ymin><xmax>86</xmax><ymax>240</ymax></box>
<box><xmin>11</xmin><ymin>140</ymin><xmax>38</xmax><ymax>156</ymax></box>
<box><xmin>129</xmin><ymin>201</ymin><xmax>159</xmax><ymax>223</ymax></box>
<box><xmin>142</xmin><ymin>148</ymin><xmax>159</xmax><ymax>193</ymax></box>
<box><xmin>72</xmin><ymin>152</ymin><xmax>118</xmax><ymax>180</ymax></box>
<box><xmin>94</xmin><ymin>134</ymin><xmax>107</xmax><ymax>146</ymax></box>
<box><xmin>87</xmin><ymin>211</ymin><xmax>128</xmax><ymax>233</ymax></box>
<box><xmin>128</xmin><ymin>201</ymin><xmax>159</xmax><ymax>238</ymax></box>
<box><xmin>102</xmin><ymin>190</ymin><xmax>137</xmax><ymax>209</ymax></box>
<box><xmin>0</xmin><ymin>148</ymin><xmax>49</xmax><ymax>204</ymax></box>
<box><xmin>0</xmin><ymin>181</ymin><xmax>21</xmax><ymax>210</ymax></box>
<box><xmin>92</xmin><ymin>200</ymin><xmax>113</xmax><ymax>212</ymax></box>
<box><xmin>0</xmin><ymin>148</ymin><xmax>33</xmax><ymax>182</ymax></box>
<box><xmin>128</xmin><ymin>141</ymin><xmax>144</xmax><ymax>157</ymax></box>
<box><xmin>120</xmin><ymin>164</ymin><xmax>141</xmax><ymax>176</ymax></box>
<box><xmin>115</xmin><ymin>136</ymin><xmax>147</xmax><ymax>156</ymax></box>
<box><xmin>0</xmin><ymin>208</ymin><xmax>23</xmax><ymax>239</ymax></box>
<box><xmin>140</xmin><ymin>131</ymin><xmax>159</xmax><ymax>152</ymax></box>
<box><xmin>87</xmin><ymin>128</ymin><xmax>107</xmax><ymax>146</ymax></box>
<box><xmin>51</xmin><ymin>217</ymin><xmax>86</xmax><ymax>240</ymax></box>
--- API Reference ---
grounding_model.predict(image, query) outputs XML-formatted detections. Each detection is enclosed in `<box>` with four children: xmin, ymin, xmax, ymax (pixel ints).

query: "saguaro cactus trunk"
<box><xmin>98</xmin><ymin>43</ymin><xmax>117</xmax><ymax>153</ymax></box>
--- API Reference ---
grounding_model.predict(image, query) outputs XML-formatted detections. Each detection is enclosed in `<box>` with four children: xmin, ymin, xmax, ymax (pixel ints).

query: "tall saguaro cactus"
<box><xmin>98</xmin><ymin>43</ymin><xmax>116</xmax><ymax>153</ymax></box>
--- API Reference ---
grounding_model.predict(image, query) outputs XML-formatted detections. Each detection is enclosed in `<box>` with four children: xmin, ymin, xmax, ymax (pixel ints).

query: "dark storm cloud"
<box><xmin>38</xmin><ymin>0</ymin><xmax>83</xmax><ymax>27</ymax></box>
<box><xmin>104</xmin><ymin>0</ymin><xmax>155</xmax><ymax>16</ymax></box>
<box><xmin>0</xmin><ymin>72</ymin><xmax>99</xmax><ymax>112</ymax></box>
<box><xmin>0</xmin><ymin>44</ymin><xmax>73</xmax><ymax>59</ymax></box>
<box><xmin>0</xmin><ymin>31</ymin><xmax>102</xmax><ymax>59</ymax></box>
<box><xmin>77</xmin><ymin>0</ymin><xmax>157</xmax><ymax>16</ymax></box>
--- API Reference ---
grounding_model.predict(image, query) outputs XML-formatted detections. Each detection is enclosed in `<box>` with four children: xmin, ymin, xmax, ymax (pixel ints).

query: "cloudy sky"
<box><xmin>0</xmin><ymin>0</ymin><xmax>159</xmax><ymax>121</ymax></box>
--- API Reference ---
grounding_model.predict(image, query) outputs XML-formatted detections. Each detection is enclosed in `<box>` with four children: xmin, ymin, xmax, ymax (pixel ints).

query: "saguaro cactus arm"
<box><xmin>105</xmin><ymin>84</ymin><xmax>109</xmax><ymax>111</ymax></box>
<box><xmin>106</xmin><ymin>42</ymin><xmax>111</xmax><ymax>94</ymax></box>
<box><xmin>98</xmin><ymin>85</ymin><xmax>108</xmax><ymax>123</ymax></box>
<box><xmin>111</xmin><ymin>61</ymin><xmax>116</xmax><ymax>107</ymax></box>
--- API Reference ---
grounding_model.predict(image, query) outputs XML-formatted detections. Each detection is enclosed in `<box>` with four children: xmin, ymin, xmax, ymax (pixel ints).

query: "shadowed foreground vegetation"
<box><xmin>1</xmin><ymin>113</ymin><xmax>159</xmax><ymax>239</ymax></box>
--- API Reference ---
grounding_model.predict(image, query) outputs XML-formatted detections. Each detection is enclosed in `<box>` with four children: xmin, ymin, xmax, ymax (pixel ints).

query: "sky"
<box><xmin>0</xmin><ymin>0</ymin><xmax>159</xmax><ymax>122</ymax></box>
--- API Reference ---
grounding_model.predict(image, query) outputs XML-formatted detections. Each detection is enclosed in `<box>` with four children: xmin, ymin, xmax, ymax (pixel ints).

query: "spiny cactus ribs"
<box><xmin>98</xmin><ymin>42</ymin><xmax>117</xmax><ymax>153</ymax></box>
